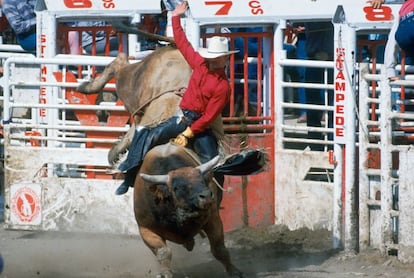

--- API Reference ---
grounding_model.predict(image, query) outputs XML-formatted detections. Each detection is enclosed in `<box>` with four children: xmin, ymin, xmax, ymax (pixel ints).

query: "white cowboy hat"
<box><xmin>198</xmin><ymin>36</ymin><xmax>239</xmax><ymax>59</ymax></box>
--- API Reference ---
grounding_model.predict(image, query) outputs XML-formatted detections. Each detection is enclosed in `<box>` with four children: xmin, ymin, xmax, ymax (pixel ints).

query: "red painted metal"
<box><xmin>58</xmin><ymin>24</ymin><xmax>126</xmax><ymax>57</ymax></box>
<box><xmin>220</xmin><ymin>133</ymin><xmax>275</xmax><ymax>232</ymax></box>
<box><xmin>215</xmin><ymin>30</ymin><xmax>275</xmax><ymax>231</ymax></box>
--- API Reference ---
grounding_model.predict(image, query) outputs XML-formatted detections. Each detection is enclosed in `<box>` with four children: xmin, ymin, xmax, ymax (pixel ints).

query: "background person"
<box><xmin>161</xmin><ymin>0</ymin><xmax>183</xmax><ymax>37</ymax></box>
<box><xmin>2</xmin><ymin>0</ymin><xmax>36</xmax><ymax>52</ymax></box>
<box><xmin>304</xmin><ymin>21</ymin><xmax>334</xmax><ymax>151</ymax></box>
<box><xmin>73</xmin><ymin>21</ymin><xmax>122</xmax><ymax>57</ymax></box>
<box><xmin>232</xmin><ymin>27</ymin><xmax>262</xmax><ymax>115</ymax></box>
<box><xmin>382</xmin><ymin>0</ymin><xmax>413</xmax><ymax>114</ymax></box>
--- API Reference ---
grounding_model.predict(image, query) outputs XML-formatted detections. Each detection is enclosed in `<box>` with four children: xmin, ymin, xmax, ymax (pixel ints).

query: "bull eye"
<box><xmin>173</xmin><ymin>183</ymin><xmax>188</xmax><ymax>195</ymax></box>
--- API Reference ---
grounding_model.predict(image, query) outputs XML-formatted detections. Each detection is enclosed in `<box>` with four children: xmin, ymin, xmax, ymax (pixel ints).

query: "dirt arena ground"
<box><xmin>1</xmin><ymin>224</ymin><xmax>414</xmax><ymax>278</ymax></box>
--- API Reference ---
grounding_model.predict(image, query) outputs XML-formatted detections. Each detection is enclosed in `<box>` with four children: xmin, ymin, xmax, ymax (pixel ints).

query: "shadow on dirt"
<box><xmin>169</xmin><ymin>225</ymin><xmax>337</xmax><ymax>278</ymax></box>
<box><xmin>173</xmin><ymin>247</ymin><xmax>336</xmax><ymax>278</ymax></box>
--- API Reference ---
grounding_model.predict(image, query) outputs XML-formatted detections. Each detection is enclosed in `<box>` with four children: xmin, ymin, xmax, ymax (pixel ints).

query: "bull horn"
<box><xmin>196</xmin><ymin>156</ymin><xmax>220</xmax><ymax>174</ymax></box>
<box><xmin>140</xmin><ymin>173</ymin><xmax>169</xmax><ymax>184</ymax></box>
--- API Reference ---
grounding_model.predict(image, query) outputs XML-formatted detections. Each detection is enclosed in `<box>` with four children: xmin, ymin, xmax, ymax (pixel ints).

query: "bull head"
<box><xmin>139</xmin><ymin>156</ymin><xmax>220</xmax><ymax>184</ymax></box>
<box><xmin>140</xmin><ymin>156</ymin><xmax>220</xmax><ymax>210</ymax></box>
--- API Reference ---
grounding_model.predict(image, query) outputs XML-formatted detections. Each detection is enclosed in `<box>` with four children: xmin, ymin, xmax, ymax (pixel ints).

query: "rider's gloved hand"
<box><xmin>174</xmin><ymin>126</ymin><xmax>193</xmax><ymax>147</ymax></box>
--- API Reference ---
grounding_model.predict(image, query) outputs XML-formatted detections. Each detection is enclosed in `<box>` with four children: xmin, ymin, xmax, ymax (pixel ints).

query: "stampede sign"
<box><xmin>10</xmin><ymin>183</ymin><xmax>42</xmax><ymax>225</ymax></box>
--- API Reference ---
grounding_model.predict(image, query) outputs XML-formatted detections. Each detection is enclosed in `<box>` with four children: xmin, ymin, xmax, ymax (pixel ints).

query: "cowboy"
<box><xmin>115</xmin><ymin>1</ymin><xmax>238</xmax><ymax>195</ymax></box>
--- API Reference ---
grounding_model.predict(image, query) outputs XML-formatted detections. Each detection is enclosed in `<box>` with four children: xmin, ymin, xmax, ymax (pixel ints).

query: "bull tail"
<box><xmin>77</xmin><ymin>53</ymin><xmax>129</xmax><ymax>94</ymax></box>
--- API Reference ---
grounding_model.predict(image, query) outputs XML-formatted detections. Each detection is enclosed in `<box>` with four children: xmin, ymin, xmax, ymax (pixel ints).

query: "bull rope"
<box><xmin>131</xmin><ymin>87</ymin><xmax>186</xmax><ymax>118</ymax></box>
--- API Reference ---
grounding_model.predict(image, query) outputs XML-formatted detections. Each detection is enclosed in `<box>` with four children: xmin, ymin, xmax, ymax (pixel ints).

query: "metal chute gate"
<box><xmin>332</xmin><ymin>1</ymin><xmax>414</xmax><ymax>264</ymax></box>
<box><xmin>0</xmin><ymin>0</ymin><xmax>277</xmax><ymax>234</ymax></box>
<box><xmin>1</xmin><ymin>0</ymin><xmax>414</xmax><ymax>264</ymax></box>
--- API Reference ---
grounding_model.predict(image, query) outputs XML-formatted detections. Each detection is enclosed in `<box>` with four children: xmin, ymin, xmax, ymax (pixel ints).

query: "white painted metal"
<box><xmin>329</xmin><ymin>1</ymin><xmax>409</xmax><ymax>254</ymax></box>
<box><xmin>188</xmin><ymin>0</ymin><xmax>342</xmax><ymax>24</ymax></box>
<box><xmin>4</xmin><ymin>142</ymin><xmax>135</xmax><ymax>233</ymax></box>
<box><xmin>2</xmin><ymin>55</ymin><xmax>118</xmax><ymax>123</ymax></box>
<box><xmin>274</xmin><ymin>150</ymin><xmax>332</xmax><ymax>230</ymax></box>
<box><xmin>274</xmin><ymin>22</ymin><xmax>335</xmax><ymax>233</ymax></box>
<box><xmin>332</xmin><ymin>143</ymin><xmax>343</xmax><ymax>249</ymax></box>
<box><xmin>333</xmin><ymin>20</ymin><xmax>358</xmax><ymax>252</ymax></box>
<box><xmin>398</xmin><ymin>150</ymin><xmax>414</xmax><ymax>264</ymax></box>
<box><xmin>379</xmin><ymin>68</ymin><xmax>395</xmax><ymax>254</ymax></box>
<box><xmin>2</xmin><ymin>54</ymin><xmax>133</xmax><ymax>232</ymax></box>
<box><xmin>359</xmin><ymin>68</ymin><xmax>414</xmax><ymax>255</ymax></box>
<box><xmin>35</xmin><ymin>0</ymin><xmax>160</xmax><ymax>18</ymax></box>
<box><xmin>274</xmin><ymin>21</ymin><xmax>284</xmax><ymax>152</ymax></box>
<box><xmin>358</xmin><ymin>63</ymin><xmax>375</xmax><ymax>250</ymax></box>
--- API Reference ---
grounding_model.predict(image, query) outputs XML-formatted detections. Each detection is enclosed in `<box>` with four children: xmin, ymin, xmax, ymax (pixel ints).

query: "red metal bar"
<box><xmin>243</xmin><ymin>37</ymin><xmax>249</xmax><ymax>116</ymax></box>
<box><xmin>58</xmin><ymin>25</ymin><xmax>122</xmax><ymax>57</ymax></box>
<box><xmin>256</xmin><ymin>37</ymin><xmax>263</xmax><ymax>117</ymax></box>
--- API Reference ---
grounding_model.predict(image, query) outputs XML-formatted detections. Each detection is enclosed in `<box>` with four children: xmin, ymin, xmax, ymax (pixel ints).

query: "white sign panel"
<box><xmin>187</xmin><ymin>0</ymin><xmax>403</xmax><ymax>25</ymax></box>
<box><xmin>10</xmin><ymin>183</ymin><xmax>42</xmax><ymax>226</ymax></box>
<box><xmin>339</xmin><ymin>2</ymin><xmax>401</xmax><ymax>29</ymax></box>
<box><xmin>38</xmin><ymin>0</ymin><xmax>160</xmax><ymax>13</ymax></box>
<box><xmin>188</xmin><ymin>0</ymin><xmax>344</xmax><ymax>22</ymax></box>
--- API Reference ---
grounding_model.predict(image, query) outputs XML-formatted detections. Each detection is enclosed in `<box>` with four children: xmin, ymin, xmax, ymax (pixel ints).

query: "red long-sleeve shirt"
<box><xmin>172</xmin><ymin>15</ymin><xmax>230</xmax><ymax>134</ymax></box>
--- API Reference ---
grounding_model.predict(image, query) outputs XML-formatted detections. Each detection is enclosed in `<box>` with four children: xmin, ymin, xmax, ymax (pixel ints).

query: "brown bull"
<box><xmin>136</xmin><ymin>142</ymin><xmax>243</xmax><ymax>278</ymax></box>
<box><xmin>77</xmin><ymin>46</ymin><xmax>192</xmax><ymax>164</ymax></box>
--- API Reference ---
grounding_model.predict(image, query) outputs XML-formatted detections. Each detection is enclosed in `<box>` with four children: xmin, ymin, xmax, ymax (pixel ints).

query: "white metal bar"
<box><xmin>8</xmin><ymin>123</ymin><xmax>128</xmax><ymax>132</ymax></box>
<box><xmin>333</xmin><ymin>143</ymin><xmax>343</xmax><ymax>249</ymax></box>
<box><xmin>359</xmin><ymin>63</ymin><xmax>373</xmax><ymax>250</ymax></box>
<box><xmin>9</xmin><ymin>135</ymin><xmax>119</xmax><ymax>144</ymax></box>
<box><xmin>282</xmin><ymin>102</ymin><xmax>334</xmax><ymax>111</ymax></box>
<box><xmin>282</xmin><ymin>137</ymin><xmax>334</xmax><ymax>145</ymax></box>
<box><xmin>343</xmin><ymin>24</ymin><xmax>358</xmax><ymax>252</ymax></box>
<box><xmin>278</xmin><ymin>58</ymin><xmax>333</xmax><ymax>68</ymax></box>
<box><xmin>281</xmin><ymin>81</ymin><xmax>335</xmax><ymax>90</ymax></box>
<box><xmin>8</xmin><ymin>103</ymin><xmax>125</xmax><ymax>111</ymax></box>
<box><xmin>379</xmin><ymin>66</ymin><xmax>395</xmax><ymax>254</ymax></box>
<box><xmin>274</xmin><ymin>21</ymin><xmax>285</xmax><ymax>152</ymax></box>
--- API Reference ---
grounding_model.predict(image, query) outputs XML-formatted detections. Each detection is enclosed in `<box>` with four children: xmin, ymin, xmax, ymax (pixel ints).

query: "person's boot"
<box><xmin>115</xmin><ymin>167</ymin><xmax>138</xmax><ymax>195</ymax></box>
<box><xmin>115</xmin><ymin>182</ymin><xmax>129</xmax><ymax>195</ymax></box>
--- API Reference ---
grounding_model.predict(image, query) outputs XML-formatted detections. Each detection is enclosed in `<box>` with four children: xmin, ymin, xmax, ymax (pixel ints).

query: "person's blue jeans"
<box><xmin>296</xmin><ymin>38</ymin><xmax>307</xmax><ymax>116</ymax></box>
<box><xmin>305</xmin><ymin>62</ymin><xmax>333</xmax><ymax>150</ymax></box>
<box><xmin>84</xmin><ymin>36</ymin><xmax>120</xmax><ymax>57</ymax></box>
<box><xmin>17</xmin><ymin>33</ymin><xmax>36</xmax><ymax>53</ymax></box>
<box><xmin>396</xmin><ymin>16</ymin><xmax>414</xmax><ymax>57</ymax></box>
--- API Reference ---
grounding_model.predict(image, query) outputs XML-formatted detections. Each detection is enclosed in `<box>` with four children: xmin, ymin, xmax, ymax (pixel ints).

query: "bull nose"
<box><xmin>198</xmin><ymin>190</ymin><xmax>214</xmax><ymax>208</ymax></box>
<box><xmin>199</xmin><ymin>189</ymin><xmax>214</xmax><ymax>200</ymax></box>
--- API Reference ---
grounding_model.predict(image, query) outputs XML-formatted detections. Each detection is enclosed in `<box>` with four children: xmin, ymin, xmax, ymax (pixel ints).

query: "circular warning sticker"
<box><xmin>11</xmin><ymin>184</ymin><xmax>41</xmax><ymax>225</ymax></box>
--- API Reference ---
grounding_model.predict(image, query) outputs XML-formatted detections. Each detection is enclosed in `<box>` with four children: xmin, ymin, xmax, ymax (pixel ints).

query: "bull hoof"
<box><xmin>156</xmin><ymin>270</ymin><xmax>173</xmax><ymax>278</ymax></box>
<box><xmin>230</xmin><ymin>272</ymin><xmax>244</xmax><ymax>278</ymax></box>
<box><xmin>229</xmin><ymin>267</ymin><xmax>244</xmax><ymax>278</ymax></box>
<box><xmin>183</xmin><ymin>239</ymin><xmax>195</xmax><ymax>251</ymax></box>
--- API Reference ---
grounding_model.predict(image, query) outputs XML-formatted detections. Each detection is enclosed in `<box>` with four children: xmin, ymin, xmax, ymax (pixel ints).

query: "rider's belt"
<box><xmin>181</xmin><ymin>109</ymin><xmax>201</xmax><ymax>126</ymax></box>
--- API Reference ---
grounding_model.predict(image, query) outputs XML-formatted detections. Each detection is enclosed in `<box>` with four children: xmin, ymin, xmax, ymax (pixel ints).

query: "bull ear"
<box><xmin>196</xmin><ymin>156</ymin><xmax>220</xmax><ymax>174</ymax></box>
<box><xmin>140</xmin><ymin>173</ymin><xmax>169</xmax><ymax>184</ymax></box>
